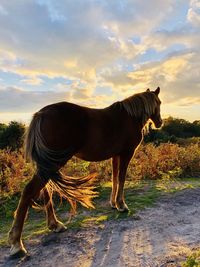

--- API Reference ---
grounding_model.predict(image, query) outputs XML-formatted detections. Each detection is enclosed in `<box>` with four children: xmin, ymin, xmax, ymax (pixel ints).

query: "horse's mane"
<box><xmin>119</xmin><ymin>91</ymin><xmax>158</xmax><ymax>124</ymax></box>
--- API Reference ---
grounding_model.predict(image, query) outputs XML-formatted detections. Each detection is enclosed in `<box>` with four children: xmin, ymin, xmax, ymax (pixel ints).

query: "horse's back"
<box><xmin>33</xmin><ymin>101</ymin><xmax>142</xmax><ymax>161</ymax></box>
<box><xmin>75</xmin><ymin>104</ymin><xmax>136</xmax><ymax>161</ymax></box>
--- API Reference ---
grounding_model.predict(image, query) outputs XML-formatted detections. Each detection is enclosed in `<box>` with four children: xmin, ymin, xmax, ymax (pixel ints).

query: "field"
<box><xmin>0</xmin><ymin>141</ymin><xmax>200</xmax><ymax>266</ymax></box>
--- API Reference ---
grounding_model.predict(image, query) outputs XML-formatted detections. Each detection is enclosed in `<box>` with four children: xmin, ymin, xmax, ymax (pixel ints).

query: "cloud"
<box><xmin>20</xmin><ymin>77</ymin><xmax>43</xmax><ymax>86</ymax></box>
<box><xmin>71</xmin><ymin>88</ymin><xmax>91</xmax><ymax>100</ymax></box>
<box><xmin>0</xmin><ymin>1</ymin><xmax>120</xmax><ymax>81</ymax></box>
<box><xmin>143</xmin><ymin>28</ymin><xmax>200</xmax><ymax>53</ymax></box>
<box><xmin>0</xmin><ymin>86</ymin><xmax>71</xmax><ymax>112</ymax></box>
<box><xmin>0</xmin><ymin>3</ymin><xmax>7</xmax><ymax>15</ymax></box>
<box><xmin>129</xmin><ymin>51</ymin><xmax>200</xmax><ymax>105</ymax></box>
<box><xmin>100</xmin><ymin>67</ymin><xmax>134</xmax><ymax>88</ymax></box>
<box><xmin>187</xmin><ymin>0</ymin><xmax>200</xmax><ymax>27</ymax></box>
<box><xmin>100</xmin><ymin>49</ymin><xmax>200</xmax><ymax>106</ymax></box>
<box><xmin>0</xmin><ymin>0</ymin><xmax>200</xmax><ymax>121</ymax></box>
<box><xmin>0</xmin><ymin>0</ymin><xmax>174</xmax><ymax>83</ymax></box>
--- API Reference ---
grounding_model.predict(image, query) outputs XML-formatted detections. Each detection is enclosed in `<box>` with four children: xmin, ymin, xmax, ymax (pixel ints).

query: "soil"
<box><xmin>1</xmin><ymin>188</ymin><xmax>200</xmax><ymax>267</ymax></box>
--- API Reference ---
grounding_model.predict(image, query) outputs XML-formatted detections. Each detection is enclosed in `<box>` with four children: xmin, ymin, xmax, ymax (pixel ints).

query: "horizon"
<box><xmin>1</xmin><ymin>111</ymin><xmax>199</xmax><ymax>126</ymax></box>
<box><xmin>0</xmin><ymin>0</ymin><xmax>200</xmax><ymax>124</ymax></box>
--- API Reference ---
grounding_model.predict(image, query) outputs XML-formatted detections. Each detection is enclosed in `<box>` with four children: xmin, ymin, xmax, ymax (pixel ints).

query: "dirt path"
<box><xmin>1</xmin><ymin>188</ymin><xmax>200</xmax><ymax>267</ymax></box>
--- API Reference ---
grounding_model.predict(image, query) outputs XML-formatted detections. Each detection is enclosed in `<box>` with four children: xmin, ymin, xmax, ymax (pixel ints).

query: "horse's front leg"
<box><xmin>42</xmin><ymin>187</ymin><xmax>66</xmax><ymax>232</ymax></box>
<box><xmin>116</xmin><ymin>153</ymin><xmax>133</xmax><ymax>212</ymax></box>
<box><xmin>110</xmin><ymin>156</ymin><xmax>119</xmax><ymax>209</ymax></box>
<box><xmin>8</xmin><ymin>173</ymin><xmax>47</xmax><ymax>256</ymax></box>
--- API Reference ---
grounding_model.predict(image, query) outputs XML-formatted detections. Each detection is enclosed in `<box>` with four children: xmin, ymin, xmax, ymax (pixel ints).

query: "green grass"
<box><xmin>1</xmin><ymin>178</ymin><xmax>200</xmax><ymax>247</ymax></box>
<box><xmin>181</xmin><ymin>250</ymin><xmax>200</xmax><ymax>267</ymax></box>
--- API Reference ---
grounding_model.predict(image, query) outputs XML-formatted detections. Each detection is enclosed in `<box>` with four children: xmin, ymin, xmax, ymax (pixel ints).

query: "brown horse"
<box><xmin>8</xmin><ymin>87</ymin><xmax>162</xmax><ymax>256</ymax></box>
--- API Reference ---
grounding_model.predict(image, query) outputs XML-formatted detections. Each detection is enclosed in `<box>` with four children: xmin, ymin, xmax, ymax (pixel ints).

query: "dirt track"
<box><xmin>1</xmin><ymin>188</ymin><xmax>200</xmax><ymax>267</ymax></box>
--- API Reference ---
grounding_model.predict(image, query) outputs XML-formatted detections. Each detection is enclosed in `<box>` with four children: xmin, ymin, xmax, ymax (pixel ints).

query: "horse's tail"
<box><xmin>24</xmin><ymin>112</ymin><xmax>98</xmax><ymax>210</ymax></box>
<box><xmin>24</xmin><ymin>112</ymin><xmax>38</xmax><ymax>163</ymax></box>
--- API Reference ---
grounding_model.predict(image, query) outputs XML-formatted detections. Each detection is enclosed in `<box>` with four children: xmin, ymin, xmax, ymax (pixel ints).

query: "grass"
<box><xmin>181</xmin><ymin>250</ymin><xmax>200</xmax><ymax>267</ymax></box>
<box><xmin>1</xmin><ymin>178</ymin><xmax>200</xmax><ymax>247</ymax></box>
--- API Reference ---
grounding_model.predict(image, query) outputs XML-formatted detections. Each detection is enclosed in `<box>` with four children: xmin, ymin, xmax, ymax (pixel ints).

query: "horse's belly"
<box><xmin>75</xmin><ymin>121</ymin><xmax>124</xmax><ymax>161</ymax></box>
<box><xmin>75</xmin><ymin>148</ymin><xmax>115</xmax><ymax>162</ymax></box>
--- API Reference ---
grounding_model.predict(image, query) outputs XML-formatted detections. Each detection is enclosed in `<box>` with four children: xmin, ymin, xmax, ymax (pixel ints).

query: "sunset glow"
<box><xmin>0</xmin><ymin>0</ymin><xmax>200</xmax><ymax>123</ymax></box>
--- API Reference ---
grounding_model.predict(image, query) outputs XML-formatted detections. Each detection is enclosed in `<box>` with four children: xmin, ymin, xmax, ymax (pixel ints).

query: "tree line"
<box><xmin>145</xmin><ymin>117</ymin><xmax>200</xmax><ymax>144</ymax></box>
<box><xmin>0</xmin><ymin>117</ymin><xmax>200</xmax><ymax>150</ymax></box>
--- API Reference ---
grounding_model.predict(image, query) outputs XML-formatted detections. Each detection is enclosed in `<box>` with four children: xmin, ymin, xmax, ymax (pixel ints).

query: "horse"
<box><xmin>8</xmin><ymin>87</ymin><xmax>162</xmax><ymax>256</ymax></box>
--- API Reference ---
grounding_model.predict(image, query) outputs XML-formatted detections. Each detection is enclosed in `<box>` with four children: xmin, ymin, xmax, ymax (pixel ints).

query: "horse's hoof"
<box><xmin>117</xmin><ymin>204</ymin><xmax>129</xmax><ymax>213</ymax></box>
<box><xmin>49</xmin><ymin>221</ymin><xmax>67</xmax><ymax>233</ymax></box>
<box><xmin>10</xmin><ymin>243</ymin><xmax>27</xmax><ymax>258</ymax></box>
<box><xmin>53</xmin><ymin>223</ymin><xmax>67</xmax><ymax>233</ymax></box>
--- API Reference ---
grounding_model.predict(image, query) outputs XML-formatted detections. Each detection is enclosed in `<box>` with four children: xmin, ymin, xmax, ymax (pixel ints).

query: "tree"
<box><xmin>144</xmin><ymin>122</ymin><xmax>177</xmax><ymax>144</ymax></box>
<box><xmin>0</xmin><ymin>123</ymin><xmax>7</xmax><ymax>135</ymax></box>
<box><xmin>162</xmin><ymin>117</ymin><xmax>200</xmax><ymax>138</ymax></box>
<box><xmin>0</xmin><ymin>121</ymin><xmax>26</xmax><ymax>150</ymax></box>
<box><xmin>144</xmin><ymin>117</ymin><xmax>200</xmax><ymax>144</ymax></box>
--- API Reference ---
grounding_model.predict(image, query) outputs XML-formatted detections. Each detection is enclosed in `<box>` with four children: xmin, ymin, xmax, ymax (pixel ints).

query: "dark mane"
<box><xmin>119</xmin><ymin>91</ymin><xmax>158</xmax><ymax>124</ymax></box>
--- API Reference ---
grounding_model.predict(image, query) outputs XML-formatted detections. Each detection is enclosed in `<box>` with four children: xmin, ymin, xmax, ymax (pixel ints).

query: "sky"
<box><xmin>0</xmin><ymin>0</ymin><xmax>200</xmax><ymax>124</ymax></box>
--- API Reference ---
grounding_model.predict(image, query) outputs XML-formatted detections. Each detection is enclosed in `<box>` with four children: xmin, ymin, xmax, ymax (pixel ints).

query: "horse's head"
<box><xmin>148</xmin><ymin>87</ymin><xmax>163</xmax><ymax>128</ymax></box>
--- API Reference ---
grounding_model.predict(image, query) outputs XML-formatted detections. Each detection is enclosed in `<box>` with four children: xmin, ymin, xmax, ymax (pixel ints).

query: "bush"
<box><xmin>129</xmin><ymin>143</ymin><xmax>200</xmax><ymax>180</ymax></box>
<box><xmin>0</xmin><ymin>150</ymin><xmax>33</xmax><ymax>198</ymax></box>
<box><xmin>0</xmin><ymin>142</ymin><xmax>200</xmax><ymax>200</ymax></box>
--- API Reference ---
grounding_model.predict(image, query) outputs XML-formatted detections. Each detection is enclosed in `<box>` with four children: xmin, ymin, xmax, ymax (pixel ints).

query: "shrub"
<box><xmin>0</xmin><ymin>142</ymin><xmax>200</xmax><ymax>200</ymax></box>
<box><xmin>0</xmin><ymin>149</ymin><xmax>33</xmax><ymax>198</ymax></box>
<box><xmin>129</xmin><ymin>143</ymin><xmax>200</xmax><ymax>180</ymax></box>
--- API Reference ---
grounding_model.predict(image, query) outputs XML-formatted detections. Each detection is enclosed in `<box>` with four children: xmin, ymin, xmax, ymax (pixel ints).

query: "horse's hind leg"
<box><xmin>8</xmin><ymin>172</ymin><xmax>47</xmax><ymax>256</ymax></box>
<box><xmin>42</xmin><ymin>187</ymin><xmax>66</xmax><ymax>232</ymax></box>
<box><xmin>110</xmin><ymin>156</ymin><xmax>119</xmax><ymax>209</ymax></box>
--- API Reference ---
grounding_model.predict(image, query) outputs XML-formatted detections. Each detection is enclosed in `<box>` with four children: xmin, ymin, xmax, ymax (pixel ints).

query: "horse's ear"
<box><xmin>146</xmin><ymin>88</ymin><xmax>150</xmax><ymax>92</ymax></box>
<box><xmin>154</xmin><ymin>87</ymin><xmax>160</xmax><ymax>95</ymax></box>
